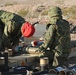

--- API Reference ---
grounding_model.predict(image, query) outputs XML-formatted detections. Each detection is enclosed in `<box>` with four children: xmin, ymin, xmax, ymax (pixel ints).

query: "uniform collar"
<box><xmin>49</xmin><ymin>16</ymin><xmax>62</xmax><ymax>25</ymax></box>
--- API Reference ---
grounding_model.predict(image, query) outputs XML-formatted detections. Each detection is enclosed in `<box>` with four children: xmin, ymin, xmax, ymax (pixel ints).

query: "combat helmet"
<box><xmin>48</xmin><ymin>6</ymin><xmax>62</xmax><ymax>18</ymax></box>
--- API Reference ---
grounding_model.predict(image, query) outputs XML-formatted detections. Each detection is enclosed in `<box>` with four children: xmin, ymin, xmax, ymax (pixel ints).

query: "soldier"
<box><xmin>0</xmin><ymin>10</ymin><xmax>35</xmax><ymax>52</ymax></box>
<box><xmin>38</xmin><ymin>6</ymin><xmax>71</xmax><ymax>67</ymax></box>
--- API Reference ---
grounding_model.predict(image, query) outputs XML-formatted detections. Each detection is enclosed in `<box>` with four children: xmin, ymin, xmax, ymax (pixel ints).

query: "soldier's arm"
<box><xmin>39</xmin><ymin>25</ymin><xmax>56</xmax><ymax>50</ymax></box>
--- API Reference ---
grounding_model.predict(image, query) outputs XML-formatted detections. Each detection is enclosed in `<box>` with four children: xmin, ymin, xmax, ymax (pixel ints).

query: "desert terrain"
<box><xmin>0</xmin><ymin>0</ymin><xmax>76</xmax><ymax>66</ymax></box>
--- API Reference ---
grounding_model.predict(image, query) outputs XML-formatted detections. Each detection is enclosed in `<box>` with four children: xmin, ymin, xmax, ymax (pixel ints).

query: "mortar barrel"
<box><xmin>26</xmin><ymin>47</ymin><xmax>39</xmax><ymax>54</ymax></box>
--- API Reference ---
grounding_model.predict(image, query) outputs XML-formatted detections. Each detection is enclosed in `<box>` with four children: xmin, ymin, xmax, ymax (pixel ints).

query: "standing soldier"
<box><xmin>38</xmin><ymin>6</ymin><xmax>71</xmax><ymax>67</ymax></box>
<box><xmin>0</xmin><ymin>10</ymin><xmax>35</xmax><ymax>52</ymax></box>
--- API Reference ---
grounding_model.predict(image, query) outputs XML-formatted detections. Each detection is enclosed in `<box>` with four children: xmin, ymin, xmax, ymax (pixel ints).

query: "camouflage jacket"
<box><xmin>39</xmin><ymin>16</ymin><xmax>71</xmax><ymax>56</ymax></box>
<box><xmin>0</xmin><ymin>10</ymin><xmax>25</xmax><ymax>49</ymax></box>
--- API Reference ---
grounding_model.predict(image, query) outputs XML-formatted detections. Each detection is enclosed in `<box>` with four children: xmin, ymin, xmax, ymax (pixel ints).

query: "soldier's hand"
<box><xmin>36</xmin><ymin>46</ymin><xmax>45</xmax><ymax>52</ymax></box>
<box><xmin>35</xmin><ymin>48</ymin><xmax>43</xmax><ymax>52</ymax></box>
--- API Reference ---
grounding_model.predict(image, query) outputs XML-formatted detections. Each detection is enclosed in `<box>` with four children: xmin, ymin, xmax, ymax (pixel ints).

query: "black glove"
<box><xmin>36</xmin><ymin>46</ymin><xmax>45</xmax><ymax>52</ymax></box>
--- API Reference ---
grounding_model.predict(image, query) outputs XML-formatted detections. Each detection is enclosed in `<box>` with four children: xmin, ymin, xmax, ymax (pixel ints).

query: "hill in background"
<box><xmin>0</xmin><ymin>0</ymin><xmax>76</xmax><ymax>64</ymax></box>
<box><xmin>0</xmin><ymin>0</ymin><xmax>76</xmax><ymax>25</ymax></box>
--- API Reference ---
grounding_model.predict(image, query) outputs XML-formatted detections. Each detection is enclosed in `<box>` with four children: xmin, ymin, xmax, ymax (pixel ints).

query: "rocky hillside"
<box><xmin>0</xmin><ymin>0</ymin><xmax>76</xmax><ymax>24</ymax></box>
<box><xmin>0</xmin><ymin>0</ymin><xmax>76</xmax><ymax>7</ymax></box>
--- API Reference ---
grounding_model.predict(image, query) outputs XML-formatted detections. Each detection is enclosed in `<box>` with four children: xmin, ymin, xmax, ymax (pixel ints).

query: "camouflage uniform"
<box><xmin>0</xmin><ymin>10</ymin><xmax>25</xmax><ymax>51</ymax></box>
<box><xmin>39</xmin><ymin>6</ymin><xmax>71</xmax><ymax>67</ymax></box>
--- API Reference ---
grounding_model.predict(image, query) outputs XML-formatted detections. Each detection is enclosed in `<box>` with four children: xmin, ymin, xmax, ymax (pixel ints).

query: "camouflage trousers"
<box><xmin>0</xmin><ymin>27</ymin><xmax>4</xmax><ymax>51</ymax></box>
<box><xmin>0</xmin><ymin>30</ymin><xmax>11</xmax><ymax>51</ymax></box>
<box><xmin>43</xmin><ymin>50</ymin><xmax>69</xmax><ymax>68</ymax></box>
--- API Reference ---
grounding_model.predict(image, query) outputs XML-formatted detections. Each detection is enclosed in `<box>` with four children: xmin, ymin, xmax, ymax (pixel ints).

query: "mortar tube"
<box><xmin>26</xmin><ymin>47</ymin><xmax>39</xmax><ymax>54</ymax></box>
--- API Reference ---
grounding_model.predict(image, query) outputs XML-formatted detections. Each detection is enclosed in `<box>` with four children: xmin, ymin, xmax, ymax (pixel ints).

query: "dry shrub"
<box><xmin>17</xmin><ymin>8</ymin><xmax>29</xmax><ymax>17</ymax></box>
<box><xmin>63</xmin><ymin>5</ymin><xmax>76</xmax><ymax>19</ymax></box>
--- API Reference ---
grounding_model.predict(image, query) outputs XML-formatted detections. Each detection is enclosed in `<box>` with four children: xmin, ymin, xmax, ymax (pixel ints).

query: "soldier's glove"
<box><xmin>36</xmin><ymin>46</ymin><xmax>45</xmax><ymax>53</ymax></box>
